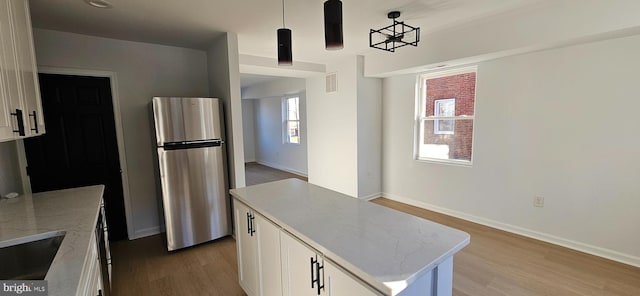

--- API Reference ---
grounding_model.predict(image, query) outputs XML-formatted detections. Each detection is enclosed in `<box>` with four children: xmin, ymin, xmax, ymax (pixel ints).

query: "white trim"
<box><xmin>15</xmin><ymin>140</ymin><xmax>31</xmax><ymax>194</ymax></box>
<box><xmin>131</xmin><ymin>226</ymin><xmax>161</xmax><ymax>240</ymax></box>
<box><xmin>283</xmin><ymin>96</ymin><xmax>301</xmax><ymax>145</ymax></box>
<box><xmin>380</xmin><ymin>192</ymin><xmax>640</xmax><ymax>268</ymax></box>
<box><xmin>255</xmin><ymin>160</ymin><xmax>308</xmax><ymax>177</ymax></box>
<box><xmin>420</xmin><ymin>65</ymin><xmax>478</xmax><ymax>80</ymax></box>
<box><xmin>35</xmin><ymin>66</ymin><xmax>135</xmax><ymax>241</ymax></box>
<box><xmin>358</xmin><ymin>192</ymin><xmax>381</xmax><ymax>201</ymax></box>
<box><xmin>415</xmin><ymin>66</ymin><xmax>478</xmax><ymax>166</ymax></box>
<box><xmin>433</xmin><ymin>98</ymin><xmax>455</xmax><ymax>135</ymax></box>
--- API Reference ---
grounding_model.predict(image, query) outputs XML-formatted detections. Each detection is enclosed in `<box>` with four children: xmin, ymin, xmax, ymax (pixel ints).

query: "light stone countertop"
<box><xmin>0</xmin><ymin>185</ymin><xmax>104</xmax><ymax>296</ymax></box>
<box><xmin>230</xmin><ymin>178</ymin><xmax>470</xmax><ymax>296</ymax></box>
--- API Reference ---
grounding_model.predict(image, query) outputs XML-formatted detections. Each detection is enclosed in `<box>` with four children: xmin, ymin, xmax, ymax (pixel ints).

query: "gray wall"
<box><xmin>253</xmin><ymin>95</ymin><xmax>307</xmax><ymax>176</ymax></box>
<box><xmin>207</xmin><ymin>33</ymin><xmax>245</xmax><ymax>189</ymax></box>
<box><xmin>241</xmin><ymin>100</ymin><xmax>256</xmax><ymax>162</ymax></box>
<box><xmin>32</xmin><ymin>29</ymin><xmax>210</xmax><ymax>239</ymax></box>
<box><xmin>241</xmin><ymin>77</ymin><xmax>308</xmax><ymax>175</ymax></box>
<box><xmin>0</xmin><ymin>141</ymin><xmax>21</xmax><ymax>196</ymax></box>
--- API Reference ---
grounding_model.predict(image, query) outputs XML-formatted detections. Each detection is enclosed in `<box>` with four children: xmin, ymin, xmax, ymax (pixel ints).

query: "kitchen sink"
<box><xmin>0</xmin><ymin>231</ymin><xmax>66</xmax><ymax>280</ymax></box>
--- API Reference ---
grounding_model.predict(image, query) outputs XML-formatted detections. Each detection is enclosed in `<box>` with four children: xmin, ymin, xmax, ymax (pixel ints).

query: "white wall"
<box><xmin>356</xmin><ymin>56</ymin><xmax>382</xmax><ymax>199</ymax></box>
<box><xmin>242</xmin><ymin>100</ymin><xmax>256</xmax><ymax>162</ymax></box>
<box><xmin>365</xmin><ymin>0</ymin><xmax>640</xmax><ymax>76</ymax></box>
<box><xmin>253</xmin><ymin>95</ymin><xmax>308</xmax><ymax>176</ymax></box>
<box><xmin>32</xmin><ymin>29</ymin><xmax>210</xmax><ymax>239</ymax></box>
<box><xmin>307</xmin><ymin>57</ymin><xmax>359</xmax><ymax>196</ymax></box>
<box><xmin>0</xmin><ymin>141</ymin><xmax>21</xmax><ymax>196</ymax></box>
<box><xmin>241</xmin><ymin>77</ymin><xmax>305</xmax><ymax>99</ymax></box>
<box><xmin>207</xmin><ymin>33</ymin><xmax>245</xmax><ymax>189</ymax></box>
<box><xmin>306</xmin><ymin>56</ymin><xmax>382</xmax><ymax>198</ymax></box>
<box><xmin>381</xmin><ymin>34</ymin><xmax>640</xmax><ymax>266</ymax></box>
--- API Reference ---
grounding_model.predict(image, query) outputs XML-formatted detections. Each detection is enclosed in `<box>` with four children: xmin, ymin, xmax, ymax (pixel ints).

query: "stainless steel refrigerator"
<box><xmin>152</xmin><ymin>97</ymin><xmax>230</xmax><ymax>251</ymax></box>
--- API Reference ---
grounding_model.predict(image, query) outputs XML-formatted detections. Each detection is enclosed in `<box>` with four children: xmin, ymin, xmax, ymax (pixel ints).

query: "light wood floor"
<box><xmin>110</xmin><ymin>166</ymin><xmax>639</xmax><ymax>296</ymax></box>
<box><xmin>372</xmin><ymin>198</ymin><xmax>640</xmax><ymax>296</ymax></box>
<box><xmin>244</xmin><ymin>162</ymin><xmax>307</xmax><ymax>186</ymax></box>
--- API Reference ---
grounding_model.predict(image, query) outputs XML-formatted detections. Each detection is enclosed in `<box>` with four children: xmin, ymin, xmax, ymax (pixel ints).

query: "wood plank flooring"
<box><xmin>110</xmin><ymin>165</ymin><xmax>639</xmax><ymax>296</ymax></box>
<box><xmin>244</xmin><ymin>162</ymin><xmax>307</xmax><ymax>186</ymax></box>
<box><xmin>111</xmin><ymin>235</ymin><xmax>245</xmax><ymax>296</ymax></box>
<box><xmin>372</xmin><ymin>198</ymin><xmax>640</xmax><ymax>296</ymax></box>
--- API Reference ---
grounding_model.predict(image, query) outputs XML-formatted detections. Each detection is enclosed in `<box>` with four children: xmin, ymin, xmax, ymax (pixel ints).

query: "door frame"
<box><xmin>17</xmin><ymin>66</ymin><xmax>134</xmax><ymax>240</ymax></box>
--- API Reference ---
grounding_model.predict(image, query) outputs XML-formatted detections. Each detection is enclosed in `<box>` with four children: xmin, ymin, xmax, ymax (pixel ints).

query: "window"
<box><xmin>434</xmin><ymin>98</ymin><xmax>455</xmax><ymax>135</ymax></box>
<box><xmin>284</xmin><ymin>97</ymin><xmax>300</xmax><ymax>144</ymax></box>
<box><xmin>416</xmin><ymin>67</ymin><xmax>476</xmax><ymax>164</ymax></box>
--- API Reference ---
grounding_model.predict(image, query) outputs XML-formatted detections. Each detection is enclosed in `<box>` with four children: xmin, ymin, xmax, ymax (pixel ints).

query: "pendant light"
<box><xmin>324</xmin><ymin>0</ymin><xmax>343</xmax><ymax>50</ymax></box>
<box><xmin>278</xmin><ymin>0</ymin><xmax>293</xmax><ymax>65</ymax></box>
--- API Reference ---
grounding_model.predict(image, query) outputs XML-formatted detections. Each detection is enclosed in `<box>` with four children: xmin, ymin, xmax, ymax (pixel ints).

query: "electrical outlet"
<box><xmin>533</xmin><ymin>196</ymin><xmax>544</xmax><ymax>208</ymax></box>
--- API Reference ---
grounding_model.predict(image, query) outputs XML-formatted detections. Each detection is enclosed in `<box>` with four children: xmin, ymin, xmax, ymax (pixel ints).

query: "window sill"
<box><xmin>415</xmin><ymin>157</ymin><xmax>472</xmax><ymax>167</ymax></box>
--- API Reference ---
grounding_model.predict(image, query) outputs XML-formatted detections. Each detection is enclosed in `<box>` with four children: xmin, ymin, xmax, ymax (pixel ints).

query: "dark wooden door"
<box><xmin>24</xmin><ymin>74</ymin><xmax>128</xmax><ymax>240</ymax></box>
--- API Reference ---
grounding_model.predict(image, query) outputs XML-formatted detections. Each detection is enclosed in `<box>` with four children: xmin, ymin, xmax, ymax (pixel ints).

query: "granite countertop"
<box><xmin>230</xmin><ymin>179</ymin><xmax>470</xmax><ymax>296</ymax></box>
<box><xmin>0</xmin><ymin>185</ymin><xmax>104</xmax><ymax>296</ymax></box>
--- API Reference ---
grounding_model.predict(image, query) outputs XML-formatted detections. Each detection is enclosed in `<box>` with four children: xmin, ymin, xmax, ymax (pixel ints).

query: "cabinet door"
<box><xmin>0</xmin><ymin>0</ymin><xmax>24</xmax><ymax>140</ymax></box>
<box><xmin>254</xmin><ymin>213</ymin><xmax>282</xmax><ymax>296</ymax></box>
<box><xmin>280</xmin><ymin>231</ymin><xmax>320</xmax><ymax>296</ymax></box>
<box><xmin>10</xmin><ymin>0</ymin><xmax>43</xmax><ymax>136</ymax></box>
<box><xmin>325</xmin><ymin>260</ymin><xmax>382</xmax><ymax>296</ymax></box>
<box><xmin>234</xmin><ymin>200</ymin><xmax>259</xmax><ymax>296</ymax></box>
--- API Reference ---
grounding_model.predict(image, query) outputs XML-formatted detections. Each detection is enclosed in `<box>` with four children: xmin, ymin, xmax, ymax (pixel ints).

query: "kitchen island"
<box><xmin>230</xmin><ymin>178</ymin><xmax>470</xmax><ymax>296</ymax></box>
<box><xmin>0</xmin><ymin>186</ymin><xmax>106</xmax><ymax>296</ymax></box>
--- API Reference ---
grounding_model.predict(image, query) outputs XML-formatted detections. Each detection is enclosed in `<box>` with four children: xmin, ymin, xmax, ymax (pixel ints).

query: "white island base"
<box><xmin>230</xmin><ymin>179</ymin><xmax>470</xmax><ymax>296</ymax></box>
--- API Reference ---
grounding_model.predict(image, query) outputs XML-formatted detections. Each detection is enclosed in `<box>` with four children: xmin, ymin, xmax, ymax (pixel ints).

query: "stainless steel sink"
<box><xmin>0</xmin><ymin>231</ymin><xmax>66</xmax><ymax>280</ymax></box>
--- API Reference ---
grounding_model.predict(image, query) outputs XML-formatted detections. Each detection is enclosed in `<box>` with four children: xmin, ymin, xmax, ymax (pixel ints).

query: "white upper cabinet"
<box><xmin>0</xmin><ymin>0</ymin><xmax>44</xmax><ymax>142</ymax></box>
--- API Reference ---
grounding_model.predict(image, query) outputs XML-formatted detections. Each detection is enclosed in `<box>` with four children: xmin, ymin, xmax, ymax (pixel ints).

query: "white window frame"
<box><xmin>283</xmin><ymin>96</ymin><xmax>300</xmax><ymax>144</ymax></box>
<box><xmin>433</xmin><ymin>98</ymin><xmax>455</xmax><ymax>135</ymax></box>
<box><xmin>414</xmin><ymin>66</ymin><xmax>477</xmax><ymax>166</ymax></box>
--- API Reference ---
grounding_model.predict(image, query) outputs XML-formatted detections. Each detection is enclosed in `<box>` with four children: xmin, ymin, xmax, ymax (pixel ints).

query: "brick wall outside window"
<box><xmin>424</xmin><ymin>72</ymin><xmax>476</xmax><ymax>161</ymax></box>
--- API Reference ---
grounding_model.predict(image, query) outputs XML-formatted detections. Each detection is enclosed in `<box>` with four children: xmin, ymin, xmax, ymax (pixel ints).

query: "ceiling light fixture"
<box><xmin>277</xmin><ymin>0</ymin><xmax>293</xmax><ymax>66</ymax></box>
<box><xmin>84</xmin><ymin>0</ymin><xmax>113</xmax><ymax>9</ymax></box>
<box><xmin>324</xmin><ymin>0</ymin><xmax>343</xmax><ymax>50</ymax></box>
<box><xmin>369</xmin><ymin>11</ymin><xmax>420</xmax><ymax>52</ymax></box>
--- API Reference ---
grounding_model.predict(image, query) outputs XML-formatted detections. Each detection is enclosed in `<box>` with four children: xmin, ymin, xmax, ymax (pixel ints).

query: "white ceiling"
<box><xmin>29</xmin><ymin>0</ymin><xmax>540</xmax><ymax>64</ymax></box>
<box><xmin>240</xmin><ymin>73</ymin><xmax>280</xmax><ymax>88</ymax></box>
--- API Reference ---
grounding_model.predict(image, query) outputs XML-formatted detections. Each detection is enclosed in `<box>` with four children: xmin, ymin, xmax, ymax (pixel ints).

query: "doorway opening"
<box><xmin>239</xmin><ymin>74</ymin><xmax>308</xmax><ymax>186</ymax></box>
<box><xmin>23</xmin><ymin>73</ymin><xmax>129</xmax><ymax>240</ymax></box>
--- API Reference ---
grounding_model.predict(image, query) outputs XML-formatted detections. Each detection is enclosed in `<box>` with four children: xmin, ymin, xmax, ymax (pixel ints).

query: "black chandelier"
<box><xmin>369</xmin><ymin>11</ymin><xmax>420</xmax><ymax>52</ymax></box>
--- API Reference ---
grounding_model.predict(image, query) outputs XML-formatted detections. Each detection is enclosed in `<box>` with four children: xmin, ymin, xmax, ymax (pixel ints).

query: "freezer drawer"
<box><xmin>152</xmin><ymin>97</ymin><xmax>224</xmax><ymax>145</ymax></box>
<box><xmin>157</xmin><ymin>146</ymin><xmax>230</xmax><ymax>251</ymax></box>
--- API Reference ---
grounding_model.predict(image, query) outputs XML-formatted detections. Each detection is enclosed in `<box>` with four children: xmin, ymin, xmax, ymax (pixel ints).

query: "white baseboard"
<box><xmin>359</xmin><ymin>192</ymin><xmax>382</xmax><ymax>201</ymax></box>
<box><xmin>256</xmin><ymin>160</ymin><xmax>308</xmax><ymax>177</ymax></box>
<box><xmin>130</xmin><ymin>226</ymin><xmax>161</xmax><ymax>240</ymax></box>
<box><xmin>381</xmin><ymin>192</ymin><xmax>640</xmax><ymax>268</ymax></box>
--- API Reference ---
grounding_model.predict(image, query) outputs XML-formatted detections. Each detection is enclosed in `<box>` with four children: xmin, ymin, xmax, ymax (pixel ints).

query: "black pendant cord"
<box><xmin>282</xmin><ymin>0</ymin><xmax>285</xmax><ymax>28</ymax></box>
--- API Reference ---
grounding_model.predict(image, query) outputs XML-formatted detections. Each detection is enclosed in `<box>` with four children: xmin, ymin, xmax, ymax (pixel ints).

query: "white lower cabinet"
<box><xmin>280</xmin><ymin>231</ymin><xmax>319</xmax><ymax>296</ymax></box>
<box><xmin>235</xmin><ymin>198</ymin><xmax>381</xmax><ymax>296</ymax></box>
<box><xmin>234</xmin><ymin>200</ymin><xmax>283</xmax><ymax>296</ymax></box>
<box><xmin>77</xmin><ymin>230</ymin><xmax>101</xmax><ymax>296</ymax></box>
<box><xmin>280</xmin><ymin>231</ymin><xmax>381</xmax><ymax>296</ymax></box>
<box><xmin>235</xmin><ymin>201</ymin><xmax>259</xmax><ymax>296</ymax></box>
<box><xmin>255</xmin><ymin>213</ymin><xmax>283</xmax><ymax>296</ymax></box>
<box><xmin>324</xmin><ymin>260</ymin><xmax>381</xmax><ymax>296</ymax></box>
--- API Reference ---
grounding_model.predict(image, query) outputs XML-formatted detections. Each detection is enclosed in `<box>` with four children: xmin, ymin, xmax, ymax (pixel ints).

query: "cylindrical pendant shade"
<box><xmin>277</xmin><ymin>28</ymin><xmax>292</xmax><ymax>66</ymax></box>
<box><xmin>324</xmin><ymin>0</ymin><xmax>343</xmax><ymax>50</ymax></box>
